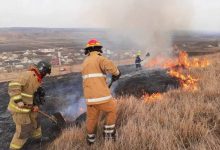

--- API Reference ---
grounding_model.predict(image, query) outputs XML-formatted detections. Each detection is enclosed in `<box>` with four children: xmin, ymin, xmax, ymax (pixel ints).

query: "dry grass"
<box><xmin>49</xmin><ymin>53</ymin><xmax>220</xmax><ymax>150</ymax></box>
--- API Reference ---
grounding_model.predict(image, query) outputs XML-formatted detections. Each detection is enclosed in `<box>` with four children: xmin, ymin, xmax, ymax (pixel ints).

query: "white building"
<box><xmin>40</xmin><ymin>49</ymin><xmax>55</xmax><ymax>53</ymax></box>
<box><xmin>66</xmin><ymin>59</ymin><xmax>73</xmax><ymax>63</ymax></box>
<box><xmin>2</xmin><ymin>56</ymin><xmax>8</xmax><ymax>60</ymax></box>
<box><xmin>74</xmin><ymin>53</ymin><xmax>81</xmax><ymax>57</ymax></box>
<box><xmin>77</xmin><ymin>57</ymin><xmax>84</xmax><ymax>60</ymax></box>
<box><xmin>24</xmin><ymin>50</ymin><xmax>30</xmax><ymax>55</ymax></box>
<box><xmin>15</xmin><ymin>65</ymin><xmax>24</xmax><ymax>70</ymax></box>
<box><xmin>21</xmin><ymin>57</ymin><xmax>30</xmax><ymax>63</ymax></box>
<box><xmin>32</xmin><ymin>58</ymin><xmax>42</xmax><ymax>64</ymax></box>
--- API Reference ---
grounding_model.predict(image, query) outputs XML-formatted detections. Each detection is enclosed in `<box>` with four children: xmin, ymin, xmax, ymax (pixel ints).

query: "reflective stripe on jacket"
<box><xmin>82</xmin><ymin>51</ymin><xmax>119</xmax><ymax>105</ymax></box>
<box><xmin>8</xmin><ymin>67</ymin><xmax>41</xmax><ymax>113</ymax></box>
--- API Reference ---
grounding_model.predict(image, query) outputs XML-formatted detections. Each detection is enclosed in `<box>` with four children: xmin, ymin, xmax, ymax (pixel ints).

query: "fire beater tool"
<box><xmin>142</xmin><ymin>52</ymin><xmax>150</xmax><ymax>61</ymax></box>
<box><xmin>33</xmin><ymin>88</ymin><xmax>66</xmax><ymax>128</ymax></box>
<box><xmin>38</xmin><ymin>110</ymin><xmax>66</xmax><ymax>128</ymax></box>
<box><xmin>108</xmin><ymin>79</ymin><xmax>114</xmax><ymax>88</ymax></box>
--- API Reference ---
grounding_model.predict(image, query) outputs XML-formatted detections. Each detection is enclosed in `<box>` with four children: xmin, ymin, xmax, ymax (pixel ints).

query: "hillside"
<box><xmin>0</xmin><ymin>28</ymin><xmax>106</xmax><ymax>51</ymax></box>
<box><xmin>49</xmin><ymin>53</ymin><xmax>220</xmax><ymax>150</ymax></box>
<box><xmin>0</xmin><ymin>27</ymin><xmax>139</xmax><ymax>51</ymax></box>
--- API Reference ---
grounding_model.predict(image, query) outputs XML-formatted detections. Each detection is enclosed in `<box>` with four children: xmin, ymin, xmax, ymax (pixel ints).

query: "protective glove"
<box><xmin>17</xmin><ymin>101</ymin><xmax>25</xmax><ymax>108</ymax></box>
<box><xmin>112</xmin><ymin>70</ymin><xmax>121</xmax><ymax>81</ymax></box>
<box><xmin>32</xmin><ymin>106</ymin><xmax>39</xmax><ymax>112</ymax></box>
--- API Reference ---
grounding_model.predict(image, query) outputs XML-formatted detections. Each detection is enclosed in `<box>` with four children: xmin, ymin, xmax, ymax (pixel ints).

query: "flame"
<box><xmin>143</xmin><ymin>50</ymin><xmax>210</xmax><ymax>102</ymax></box>
<box><xmin>168</xmin><ymin>69</ymin><xmax>198</xmax><ymax>91</ymax></box>
<box><xmin>178</xmin><ymin>51</ymin><xmax>190</xmax><ymax>68</ymax></box>
<box><xmin>145</xmin><ymin>50</ymin><xmax>210</xmax><ymax>69</ymax></box>
<box><xmin>143</xmin><ymin>93</ymin><xmax>162</xmax><ymax>103</ymax></box>
<box><xmin>177</xmin><ymin>51</ymin><xmax>210</xmax><ymax>68</ymax></box>
<box><xmin>79</xmin><ymin>107</ymin><xmax>84</xmax><ymax>113</ymax></box>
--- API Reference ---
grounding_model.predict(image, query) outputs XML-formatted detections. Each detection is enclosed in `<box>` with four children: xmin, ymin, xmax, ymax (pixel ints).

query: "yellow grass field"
<box><xmin>48</xmin><ymin>53</ymin><xmax>220</xmax><ymax>150</ymax></box>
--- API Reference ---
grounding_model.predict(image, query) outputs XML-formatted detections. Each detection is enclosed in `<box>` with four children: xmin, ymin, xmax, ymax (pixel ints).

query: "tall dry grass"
<box><xmin>49</xmin><ymin>53</ymin><xmax>220</xmax><ymax>150</ymax></box>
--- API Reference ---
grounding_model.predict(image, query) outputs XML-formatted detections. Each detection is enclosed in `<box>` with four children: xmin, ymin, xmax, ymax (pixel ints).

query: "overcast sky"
<box><xmin>0</xmin><ymin>0</ymin><xmax>219</xmax><ymax>31</ymax></box>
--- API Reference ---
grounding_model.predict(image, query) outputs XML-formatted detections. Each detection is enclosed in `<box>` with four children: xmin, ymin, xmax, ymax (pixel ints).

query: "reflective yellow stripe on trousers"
<box><xmin>10</xmin><ymin>143</ymin><xmax>23</xmax><ymax>149</ymax></box>
<box><xmin>32</xmin><ymin>127</ymin><xmax>42</xmax><ymax>139</ymax></box>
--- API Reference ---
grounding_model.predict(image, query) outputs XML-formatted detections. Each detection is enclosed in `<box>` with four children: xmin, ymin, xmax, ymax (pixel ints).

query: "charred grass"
<box><xmin>49</xmin><ymin>53</ymin><xmax>220</xmax><ymax>150</ymax></box>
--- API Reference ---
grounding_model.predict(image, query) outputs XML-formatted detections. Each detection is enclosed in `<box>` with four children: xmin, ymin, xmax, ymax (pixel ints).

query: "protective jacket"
<box><xmin>135</xmin><ymin>56</ymin><xmax>142</xmax><ymax>64</ymax></box>
<box><xmin>8</xmin><ymin>66</ymin><xmax>42</xmax><ymax>113</ymax></box>
<box><xmin>81</xmin><ymin>51</ymin><xmax>119</xmax><ymax>105</ymax></box>
<box><xmin>8</xmin><ymin>66</ymin><xmax>42</xmax><ymax>150</ymax></box>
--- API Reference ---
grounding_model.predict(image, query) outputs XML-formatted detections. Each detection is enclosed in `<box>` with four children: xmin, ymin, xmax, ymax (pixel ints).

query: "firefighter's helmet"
<box><xmin>137</xmin><ymin>51</ymin><xmax>141</xmax><ymax>56</ymax></box>
<box><xmin>36</xmin><ymin>61</ymin><xmax>51</xmax><ymax>77</ymax></box>
<box><xmin>84</xmin><ymin>39</ymin><xmax>103</xmax><ymax>55</ymax></box>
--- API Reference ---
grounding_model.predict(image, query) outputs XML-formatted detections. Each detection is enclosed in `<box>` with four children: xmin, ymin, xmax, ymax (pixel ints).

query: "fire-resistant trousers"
<box><xmin>86</xmin><ymin>99</ymin><xmax>117</xmax><ymax>134</ymax></box>
<box><xmin>10</xmin><ymin>112</ymin><xmax>42</xmax><ymax>150</ymax></box>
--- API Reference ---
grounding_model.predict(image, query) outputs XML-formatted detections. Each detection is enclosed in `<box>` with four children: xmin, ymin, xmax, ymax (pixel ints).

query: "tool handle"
<box><xmin>38</xmin><ymin>110</ymin><xmax>57</xmax><ymax>123</ymax></box>
<box><xmin>108</xmin><ymin>80</ymin><xmax>114</xmax><ymax>88</ymax></box>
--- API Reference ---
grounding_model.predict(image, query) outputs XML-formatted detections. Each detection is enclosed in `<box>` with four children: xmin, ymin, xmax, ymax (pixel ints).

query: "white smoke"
<box><xmin>82</xmin><ymin>0</ymin><xmax>194</xmax><ymax>55</ymax></box>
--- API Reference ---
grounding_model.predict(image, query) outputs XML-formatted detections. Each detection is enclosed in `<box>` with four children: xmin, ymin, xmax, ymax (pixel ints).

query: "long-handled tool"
<box><xmin>142</xmin><ymin>52</ymin><xmax>150</xmax><ymax>61</ymax></box>
<box><xmin>108</xmin><ymin>79</ymin><xmax>114</xmax><ymax>88</ymax></box>
<box><xmin>109</xmin><ymin>71</ymin><xmax>122</xmax><ymax>88</ymax></box>
<box><xmin>38</xmin><ymin>110</ymin><xmax>66</xmax><ymax>128</ymax></box>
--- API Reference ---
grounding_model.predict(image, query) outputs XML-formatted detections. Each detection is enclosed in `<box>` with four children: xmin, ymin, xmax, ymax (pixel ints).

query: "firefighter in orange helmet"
<box><xmin>82</xmin><ymin>39</ymin><xmax>121</xmax><ymax>145</ymax></box>
<box><xmin>8</xmin><ymin>61</ymin><xmax>51</xmax><ymax>150</ymax></box>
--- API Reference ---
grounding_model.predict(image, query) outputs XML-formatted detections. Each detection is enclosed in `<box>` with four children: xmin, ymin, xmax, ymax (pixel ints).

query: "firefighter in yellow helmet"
<box><xmin>8</xmin><ymin>61</ymin><xmax>51</xmax><ymax>150</ymax></box>
<box><xmin>135</xmin><ymin>51</ymin><xmax>142</xmax><ymax>70</ymax></box>
<box><xmin>82</xmin><ymin>39</ymin><xmax>121</xmax><ymax>145</ymax></box>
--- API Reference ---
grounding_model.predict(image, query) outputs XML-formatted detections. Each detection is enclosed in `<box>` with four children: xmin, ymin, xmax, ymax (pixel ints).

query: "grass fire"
<box><xmin>0</xmin><ymin>49</ymin><xmax>219</xmax><ymax>150</ymax></box>
<box><xmin>141</xmin><ymin>50</ymin><xmax>211</xmax><ymax>102</ymax></box>
<box><xmin>48</xmin><ymin>52</ymin><xmax>220</xmax><ymax>150</ymax></box>
<box><xmin>1</xmin><ymin>1</ymin><xmax>220</xmax><ymax>150</ymax></box>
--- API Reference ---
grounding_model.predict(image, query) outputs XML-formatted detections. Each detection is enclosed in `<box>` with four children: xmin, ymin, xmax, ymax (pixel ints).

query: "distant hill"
<box><xmin>0</xmin><ymin>27</ymin><xmax>108</xmax><ymax>52</ymax></box>
<box><xmin>1</xmin><ymin>28</ymin><xmax>220</xmax><ymax>52</ymax></box>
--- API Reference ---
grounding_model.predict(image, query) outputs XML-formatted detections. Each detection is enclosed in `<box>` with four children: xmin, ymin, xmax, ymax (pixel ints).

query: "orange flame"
<box><xmin>143</xmin><ymin>93</ymin><xmax>162</xmax><ymax>103</ymax></box>
<box><xmin>145</xmin><ymin>50</ymin><xmax>210</xmax><ymax>69</ymax></box>
<box><xmin>79</xmin><ymin>107</ymin><xmax>84</xmax><ymax>113</ymax></box>
<box><xmin>168</xmin><ymin>69</ymin><xmax>198</xmax><ymax>91</ymax></box>
<box><xmin>143</xmin><ymin>50</ymin><xmax>210</xmax><ymax>102</ymax></box>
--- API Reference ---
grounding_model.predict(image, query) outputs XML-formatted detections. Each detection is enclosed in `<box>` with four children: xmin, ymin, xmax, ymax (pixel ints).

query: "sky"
<box><xmin>0</xmin><ymin>0</ymin><xmax>220</xmax><ymax>31</ymax></box>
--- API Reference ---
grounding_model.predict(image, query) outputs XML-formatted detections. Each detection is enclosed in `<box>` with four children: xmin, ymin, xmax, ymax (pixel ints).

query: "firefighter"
<box><xmin>8</xmin><ymin>61</ymin><xmax>51</xmax><ymax>150</ymax></box>
<box><xmin>135</xmin><ymin>51</ymin><xmax>142</xmax><ymax>70</ymax></box>
<box><xmin>82</xmin><ymin>39</ymin><xmax>121</xmax><ymax>145</ymax></box>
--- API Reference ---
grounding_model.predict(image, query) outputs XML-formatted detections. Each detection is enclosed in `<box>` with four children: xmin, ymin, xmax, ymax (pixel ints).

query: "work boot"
<box><xmin>103</xmin><ymin>124</ymin><xmax>116</xmax><ymax>141</ymax></box>
<box><xmin>86</xmin><ymin>134</ymin><xmax>96</xmax><ymax>145</ymax></box>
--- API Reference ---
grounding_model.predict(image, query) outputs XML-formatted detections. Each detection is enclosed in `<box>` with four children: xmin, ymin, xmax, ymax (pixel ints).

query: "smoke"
<box><xmin>45</xmin><ymin>1</ymin><xmax>194</xmax><ymax>120</ymax></box>
<box><xmin>44</xmin><ymin>74</ymin><xmax>87</xmax><ymax>121</ymax></box>
<box><xmin>60</xmin><ymin>95</ymin><xmax>86</xmax><ymax>121</ymax></box>
<box><xmin>83</xmin><ymin>0</ymin><xmax>194</xmax><ymax>54</ymax></box>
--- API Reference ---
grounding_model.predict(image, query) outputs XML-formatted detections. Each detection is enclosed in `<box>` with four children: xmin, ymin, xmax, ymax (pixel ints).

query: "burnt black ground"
<box><xmin>0</xmin><ymin>64</ymin><xmax>180</xmax><ymax>150</ymax></box>
<box><xmin>115</xmin><ymin>69</ymin><xmax>179</xmax><ymax>98</ymax></box>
